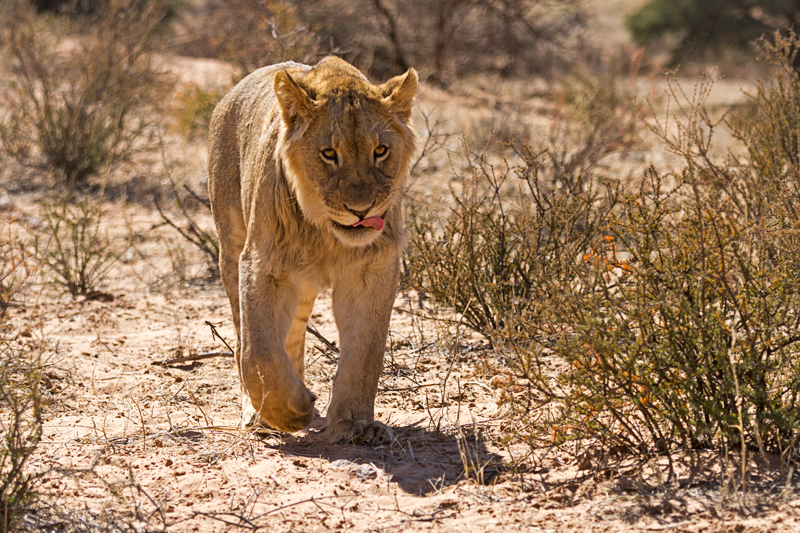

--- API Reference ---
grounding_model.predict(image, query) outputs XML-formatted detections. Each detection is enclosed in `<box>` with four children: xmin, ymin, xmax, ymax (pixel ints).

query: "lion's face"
<box><xmin>275</xmin><ymin>59</ymin><xmax>418</xmax><ymax>247</ymax></box>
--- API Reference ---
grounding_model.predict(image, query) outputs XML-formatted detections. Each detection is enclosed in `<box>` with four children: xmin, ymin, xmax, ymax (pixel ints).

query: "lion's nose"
<box><xmin>345</xmin><ymin>203</ymin><xmax>373</xmax><ymax>219</ymax></box>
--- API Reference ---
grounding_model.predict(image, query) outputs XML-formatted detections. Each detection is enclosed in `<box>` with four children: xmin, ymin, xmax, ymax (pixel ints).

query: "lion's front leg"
<box><xmin>238</xmin><ymin>254</ymin><xmax>316</xmax><ymax>433</ymax></box>
<box><xmin>325</xmin><ymin>255</ymin><xmax>399</xmax><ymax>445</ymax></box>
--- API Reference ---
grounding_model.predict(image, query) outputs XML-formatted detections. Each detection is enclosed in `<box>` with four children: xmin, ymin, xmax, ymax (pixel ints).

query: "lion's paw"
<box><xmin>326</xmin><ymin>419</ymin><xmax>394</xmax><ymax>445</ymax></box>
<box><xmin>240</xmin><ymin>387</ymin><xmax>316</xmax><ymax>433</ymax></box>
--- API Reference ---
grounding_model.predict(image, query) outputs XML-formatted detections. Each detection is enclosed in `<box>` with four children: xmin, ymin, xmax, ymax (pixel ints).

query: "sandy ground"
<box><xmin>3</xmin><ymin>180</ymin><xmax>800</xmax><ymax>533</ymax></box>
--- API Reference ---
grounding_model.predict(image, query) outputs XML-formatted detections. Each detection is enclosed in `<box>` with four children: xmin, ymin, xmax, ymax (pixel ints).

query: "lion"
<box><xmin>207</xmin><ymin>56</ymin><xmax>418</xmax><ymax>445</ymax></box>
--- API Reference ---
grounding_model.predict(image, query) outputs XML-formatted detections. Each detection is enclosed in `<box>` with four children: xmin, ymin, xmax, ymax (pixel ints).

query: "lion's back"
<box><xmin>207</xmin><ymin>62</ymin><xmax>310</xmax><ymax>223</ymax></box>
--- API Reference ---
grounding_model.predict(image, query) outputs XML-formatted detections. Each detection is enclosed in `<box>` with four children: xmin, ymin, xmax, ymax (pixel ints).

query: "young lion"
<box><xmin>207</xmin><ymin>57</ymin><xmax>417</xmax><ymax>445</ymax></box>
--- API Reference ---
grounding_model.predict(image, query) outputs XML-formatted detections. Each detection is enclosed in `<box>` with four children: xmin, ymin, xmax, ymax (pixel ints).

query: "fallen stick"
<box><xmin>153</xmin><ymin>321</ymin><xmax>339</xmax><ymax>366</ymax></box>
<box><xmin>306</xmin><ymin>323</ymin><xmax>339</xmax><ymax>354</ymax></box>
<box><xmin>153</xmin><ymin>351</ymin><xmax>233</xmax><ymax>366</ymax></box>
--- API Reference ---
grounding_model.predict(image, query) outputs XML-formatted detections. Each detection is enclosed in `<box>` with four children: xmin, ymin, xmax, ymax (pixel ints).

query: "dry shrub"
<box><xmin>0</xmin><ymin>0</ymin><xmax>172</xmax><ymax>184</ymax></box>
<box><xmin>407</xmin><ymin>147</ymin><xmax>617</xmax><ymax>340</ymax></box>
<box><xmin>407</xmin><ymin>62</ymin><xmax>640</xmax><ymax>340</ymax></box>
<box><xmin>730</xmin><ymin>33</ymin><xmax>800</xmax><ymax>224</ymax></box>
<box><xmin>199</xmin><ymin>0</ymin><xmax>325</xmax><ymax>79</ymax></box>
<box><xmin>512</xmin><ymin>49</ymin><xmax>800</xmax><ymax>463</ymax></box>
<box><xmin>0</xmin><ymin>220</ymin><xmax>42</xmax><ymax>533</ymax></box>
<box><xmin>171</xmin><ymin>84</ymin><xmax>227</xmax><ymax>140</ymax></box>
<box><xmin>0</xmin><ymin>346</ymin><xmax>43</xmax><ymax>533</ymax></box>
<box><xmin>34</xmin><ymin>197</ymin><xmax>125</xmax><ymax>297</ymax></box>
<box><xmin>295</xmin><ymin>0</ymin><xmax>586</xmax><ymax>82</ymax></box>
<box><xmin>154</xmin><ymin>177</ymin><xmax>220</xmax><ymax>281</ymax></box>
<box><xmin>509</xmin><ymin>168</ymin><xmax>800</xmax><ymax>456</ymax></box>
<box><xmin>0</xmin><ymin>219</ymin><xmax>30</xmax><ymax>321</ymax></box>
<box><xmin>176</xmin><ymin>0</ymin><xmax>584</xmax><ymax>83</ymax></box>
<box><xmin>407</xmin><ymin>35</ymin><xmax>800</xmax><ymax>476</ymax></box>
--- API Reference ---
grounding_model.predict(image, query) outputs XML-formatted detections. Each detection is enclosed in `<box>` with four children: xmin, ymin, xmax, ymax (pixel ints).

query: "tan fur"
<box><xmin>208</xmin><ymin>57</ymin><xmax>418</xmax><ymax>444</ymax></box>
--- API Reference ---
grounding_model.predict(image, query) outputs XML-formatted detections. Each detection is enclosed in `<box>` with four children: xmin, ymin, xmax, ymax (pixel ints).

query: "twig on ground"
<box><xmin>306</xmin><ymin>323</ymin><xmax>339</xmax><ymax>354</ymax></box>
<box><xmin>206</xmin><ymin>320</ymin><xmax>235</xmax><ymax>353</ymax></box>
<box><xmin>254</xmin><ymin>495</ymin><xmax>342</xmax><ymax>519</ymax></box>
<box><xmin>153</xmin><ymin>351</ymin><xmax>233</xmax><ymax>366</ymax></box>
<box><xmin>379</xmin><ymin>382</ymin><xmax>439</xmax><ymax>392</ymax></box>
<box><xmin>192</xmin><ymin>511</ymin><xmax>257</xmax><ymax>530</ymax></box>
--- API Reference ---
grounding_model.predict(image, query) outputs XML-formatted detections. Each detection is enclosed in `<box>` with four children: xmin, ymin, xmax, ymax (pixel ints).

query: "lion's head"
<box><xmin>274</xmin><ymin>57</ymin><xmax>418</xmax><ymax>247</ymax></box>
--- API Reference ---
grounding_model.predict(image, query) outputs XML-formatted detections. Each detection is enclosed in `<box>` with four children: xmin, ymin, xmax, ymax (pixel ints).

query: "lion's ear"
<box><xmin>380</xmin><ymin>68</ymin><xmax>418</xmax><ymax>122</ymax></box>
<box><xmin>274</xmin><ymin>70</ymin><xmax>314</xmax><ymax>141</ymax></box>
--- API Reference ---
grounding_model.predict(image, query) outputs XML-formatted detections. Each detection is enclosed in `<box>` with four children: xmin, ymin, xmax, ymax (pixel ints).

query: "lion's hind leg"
<box><xmin>284</xmin><ymin>282</ymin><xmax>318</xmax><ymax>383</ymax></box>
<box><xmin>213</xmin><ymin>208</ymin><xmax>251</xmax><ymax>426</ymax></box>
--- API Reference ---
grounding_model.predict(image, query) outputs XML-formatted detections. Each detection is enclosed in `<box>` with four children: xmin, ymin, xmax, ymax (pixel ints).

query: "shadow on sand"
<box><xmin>262</xmin><ymin>419</ymin><xmax>503</xmax><ymax>496</ymax></box>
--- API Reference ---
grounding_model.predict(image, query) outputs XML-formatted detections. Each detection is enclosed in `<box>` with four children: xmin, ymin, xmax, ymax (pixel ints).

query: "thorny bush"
<box><xmin>407</xmin><ymin>35</ymin><xmax>800</xmax><ymax>467</ymax></box>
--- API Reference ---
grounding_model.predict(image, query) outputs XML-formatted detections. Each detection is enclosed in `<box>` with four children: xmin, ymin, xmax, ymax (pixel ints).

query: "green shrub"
<box><xmin>0</xmin><ymin>0</ymin><xmax>172</xmax><ymax>184</ymax></box>
<box><xmin>626</xmin><ymin>0</ymin><xmax>800</xmax><ymax>65</ymax></box>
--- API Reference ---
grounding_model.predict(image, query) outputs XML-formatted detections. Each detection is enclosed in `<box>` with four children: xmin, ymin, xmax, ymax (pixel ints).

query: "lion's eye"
<box><xmin>374</xmin><ymin>144</ymin><xmax>389</xmax><ymax>162</ymax></box>
<box><xmin>320</xmin><ymin>148</ymin><xmax>338</xmax><ymax>163</ymax></box>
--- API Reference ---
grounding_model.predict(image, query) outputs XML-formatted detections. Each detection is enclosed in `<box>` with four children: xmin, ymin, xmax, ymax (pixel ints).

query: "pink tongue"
<box><xmin>353</xmin><ymin>216</ymin><xmax>384</xmax><ymax>231</ymax></box>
